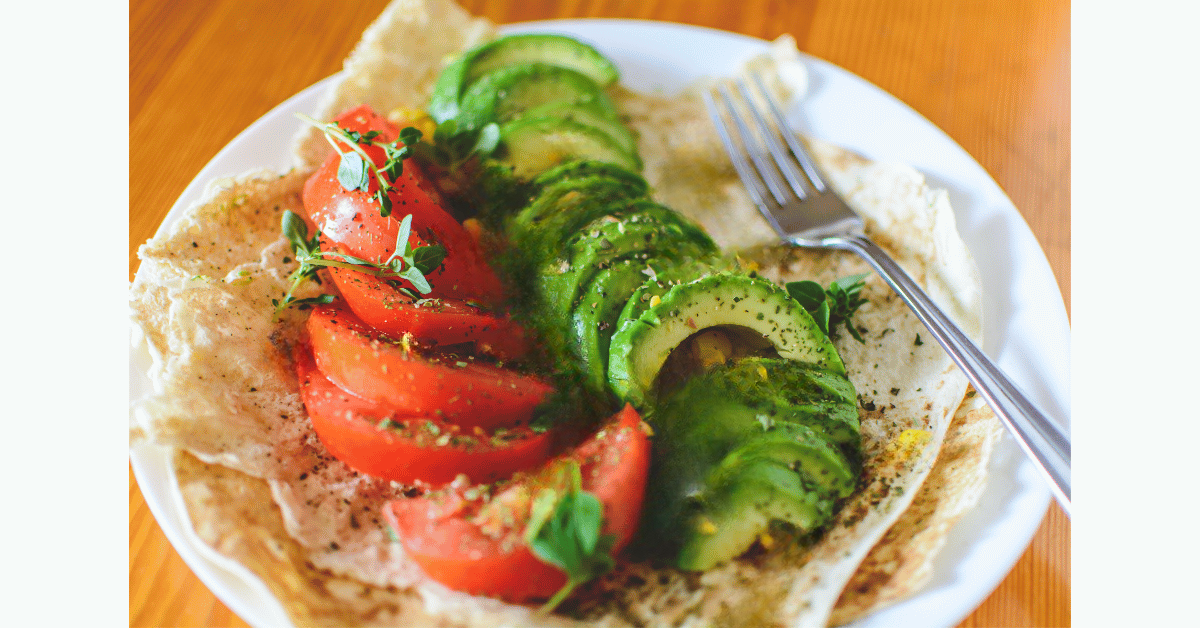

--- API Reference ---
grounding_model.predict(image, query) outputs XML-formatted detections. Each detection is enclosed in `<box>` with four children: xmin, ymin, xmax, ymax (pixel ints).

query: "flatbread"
<box><xmin>829</xmin><ymin>390</ymin><xmax>1002</xmax><ymax>624</ymax></box>
<box><xmin>292</xmin><ymin>0</ymin><xmax>495</xmax><ymax>170</ymax></box>
<box><xmin>129</xmin><ymin>1</ymin><xmax>1001</xmax><ymax>626</ymax></box>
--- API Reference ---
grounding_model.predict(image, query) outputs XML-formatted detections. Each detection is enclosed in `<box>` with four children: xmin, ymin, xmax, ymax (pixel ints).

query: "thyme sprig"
<box><xmin>296</xmin><ymin>113</ymin><xmax>423</xmax><ymax>217</ymax></box>
<box><xmin>786</xmin><ymin>273</ymin><xmax>870</xmax><ymax>343</ymax></box>
<box><xmin>272</xmin><ymin>210</ymin><xmax>447</xmax><ymax>316</ymax></box>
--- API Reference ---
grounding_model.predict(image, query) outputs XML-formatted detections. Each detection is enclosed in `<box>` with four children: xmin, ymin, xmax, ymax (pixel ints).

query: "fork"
<box><xmin>705</xmin><ymin>74</ymin><xmax>1071</xmax><ymax>515</ymax></box>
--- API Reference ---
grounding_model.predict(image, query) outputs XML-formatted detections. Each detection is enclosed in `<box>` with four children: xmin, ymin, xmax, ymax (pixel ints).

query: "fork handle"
<box><xmin>825</xmin><ymin>233</ymin><xmax>1071</xmax><ymax>515</ymax></box>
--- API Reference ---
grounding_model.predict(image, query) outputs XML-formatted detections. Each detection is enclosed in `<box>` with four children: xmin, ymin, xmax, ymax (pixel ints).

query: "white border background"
<box><xmin>1074</xmin><ymin>1</ymin><xmax>1200</xmax><ymax>626</ymax></box>
<box><xmin>3</xmin><ymin>1</ymin><xmax>128</xmax><ymax>625</ymax></box>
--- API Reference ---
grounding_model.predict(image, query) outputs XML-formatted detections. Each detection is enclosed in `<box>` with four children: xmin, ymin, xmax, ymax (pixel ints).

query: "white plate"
<box><xmin>131</xmin><ymin>19</ymin><xmax>1069</xmax><ymax>628</ymax></box>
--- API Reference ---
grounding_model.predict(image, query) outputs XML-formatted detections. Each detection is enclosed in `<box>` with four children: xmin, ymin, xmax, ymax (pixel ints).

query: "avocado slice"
<box><xmin>538</xmin><ymin>211</ymin><xmax>712</xmax><ymax>320</ymax></box>
<box><xmin>607</xmin><ymin>272</ymin><xmax>845</xmax><ymax>406</ymax></box>
<box><xmin>571</xmin><ymin>257</ymin><xmax>678</xmax><ymax>394</ymax></box>
<box><xmin>530</xmin><ymin>159</ymin><xmax>648</xmax><ymax>192</ymax></box>
<box><xmin>701</xmin><ymin>357</ymin><xmax>861</xmax><ymax>454</ymax></box>
<box><xmin>508</xmin><ymin>174</ymin><xmax>649</xmax><ymax>261</ymax></box>
<box><xmin>516</xmin><ymin>100</ymin><xmax>639</xmax><ymax>155</ymax></box>
<box><xmin>467</xmin><ymin>159</ymin><xmax>647</xmax><ymax>225</ymax></box>
<box><xmin>455</xmin><ymin>63</ymin><xmax>619</xmax><ymax>131</ymax></box>
<box><xmin>495</xmin><ymin>116</ymin><xmax>641</xmax><ymax>178</ymax></box>
<box><xmin>675</xmin><ymin>438</ymin><xmax>849</xmax><ymax>570</ymax></box>
<box><xmin>677</xmin><ymin>462</ymin><xmax>827</xmax><ymax>570</ymax></box>
<box><xmin>428</xmin><ymin>34</ymin><xmax>619</xmax><ymax>123</ymax></box>
<box><xmin>556</xmin><ymin>209</ymin><xmax>720</xmax><ymax>393</ymax></box>
<box><xmin>525</xmin><ymin>198</ymin><xmax>710</xmax><ymax>264</ymax></box>
<box><xmin>636</xmin><ymin>368</ymin><xmax>857</xmax><ymax>568</ymax></box>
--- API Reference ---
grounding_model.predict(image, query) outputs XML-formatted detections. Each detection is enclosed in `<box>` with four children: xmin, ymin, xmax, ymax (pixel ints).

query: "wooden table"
<box><xmin>131</xmin><ymin>1</ymin><xmax>1070</xmax><ymax>626</ymax></box>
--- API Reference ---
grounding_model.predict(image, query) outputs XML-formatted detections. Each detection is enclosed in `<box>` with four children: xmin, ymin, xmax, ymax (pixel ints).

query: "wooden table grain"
<box><xmin>130</xmin><ymin>1</ymin><xmax>1070</xmax><ymax>626</ymax></box>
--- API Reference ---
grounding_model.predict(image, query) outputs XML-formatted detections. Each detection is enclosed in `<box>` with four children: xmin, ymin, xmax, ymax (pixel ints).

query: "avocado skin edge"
<box><xmin>633</xmin><ymin>359</ymin><xmax>860</xmax><ymax>569</ymax></box>
<box><xmin>606</xmin><ymin>271</ymin><xmax>846</xmax><ymax>408</ymax></box>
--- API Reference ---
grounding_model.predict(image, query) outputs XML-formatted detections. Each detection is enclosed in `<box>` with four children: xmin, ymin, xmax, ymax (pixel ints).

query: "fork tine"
<box><xmin>715</xmin><ymin>82</ymin><xmax>795</xmax><ymax>209</ymax></box>
<box><xmin>749</xmin><ymin>73</ymin><xmax>827</xmax><ymax>193</ymax></box>
<box><xmin>702</xmin><ymin>87</ymin><xmax>787</xmax><ymax>235</ymax></box>
<box><xmin>732</xmin><ymin>77</ymin><xmax>811</xmax><ymax>202</ymax></box>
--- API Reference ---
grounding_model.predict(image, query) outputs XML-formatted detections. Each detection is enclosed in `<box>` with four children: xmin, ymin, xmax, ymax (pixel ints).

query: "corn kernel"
<box><xmin>388</xmin><ymin>107</ymin><xmax>436</xmax><ymax>138</ymax></box>
<box><xmin>693</xmin><ymin>329</ymin><xmax>732</xmax><ymax>368</ymax></box>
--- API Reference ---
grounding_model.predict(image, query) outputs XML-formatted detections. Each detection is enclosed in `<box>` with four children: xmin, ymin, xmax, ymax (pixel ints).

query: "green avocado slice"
<box><xmin>515</xmin><ymin>100</ymin><xmax>639</xmax><ymax>155</ymax></box>
<box><xmin>538</xmin><ymin>211</ymin><xmax>709</xmax><ymax>318</ymax></box>
<box><xmin>635</xmin><ymin>367</ymin><xmax>858</xmax><ymax>569</ymax></box>
<box><xmin>607</xmin><ymin>272</ymin><xmax>845</xmax><ymax>406</ymax></box>
<box><xmin>675</xmin><ymin>437</ymin><xmax>849</xmax><ymax>571</ymax></box>
<box><xmin>456</xmin><ymin>63</ymin><xmax>619</xmax><ymax>131</ymax></box>
<box><xmin>530</xmin><ymin>159</ymin><xmax>648</xmax><ymax>192</ymax></box>
<box><xmin>571</xmin><ymin>257</ymin><xmax>674</xmax><ymax>394</ymax></box>
<box><xmin>703</xmin><ymin>357</ymin><xmax>861</xmax><ymax>453</ymax></box>
<box><xmin>428</xmin><ymin>34</ymin><xmax>619</xmax><ymax>123</ymax></box>
<box><xmin>495</xmin><ymin>116</ymin><xmax>641</xmax><ymax>179</ymax></box>
<box><xmin>508</xmin><ymin>174</ymin><xmax>649</xmax><ymax>261</ymax></box>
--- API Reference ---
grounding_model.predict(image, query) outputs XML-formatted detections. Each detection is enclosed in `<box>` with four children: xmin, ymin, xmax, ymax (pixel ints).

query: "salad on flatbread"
<box><xmin>129</xmin><ymin>0</ymin><xmax>1003</xmax><ymax>626</ymax></box>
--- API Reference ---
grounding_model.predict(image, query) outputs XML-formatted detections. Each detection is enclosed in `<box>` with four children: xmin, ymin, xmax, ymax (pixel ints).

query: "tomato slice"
<box><xmin>325</xmin><ymin>251</ymin><xmax>529</xmax><ymax>361</ymax></box>
<box><xmin>306</xmin><ymin>301</ymin><xmax>552</xmax><ymax>430</ymax></box>
<box><xmin>566</xmin><ymin>404</ymin><xmax>652</xmax><ymax>542</ymax></box>
<box><xmin>295</xmin><ymin>342</ymin><xmax>555</xmax><ymax>485</ymax></box>
<box><xmin>302</xmin><ymin>106</ymin><xmax>504</xmax><ymax>304</ymax></box>
<box><xmin>384</xmin><ymin>405</ymin><xmax>651</xmax><ymax>602</ymax></box>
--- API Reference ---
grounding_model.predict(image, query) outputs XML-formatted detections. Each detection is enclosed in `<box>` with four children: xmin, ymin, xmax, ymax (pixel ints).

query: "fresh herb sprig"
<box><xmin>296</xmin><ymin>113</ymin><xmax>423</xmax><ymax>217</ymax></box>
<box><xmin>786</xmin><ymin>273</ymin><xmax>870</xmax><ymax>343</ymax></box>
<box><xmin>524</xmin><ymin>462</ymin><xmax>616</xmax><ymax>613</ymax></box>
<box><xmin>412</xmin><ymin>118</ymin><xmax>501</xmax><ymax>171</ymax></box>
<box><xmin>272</xmin><ymin>210</ymin><xmax>446</xmax><ymax>316</ymax></box>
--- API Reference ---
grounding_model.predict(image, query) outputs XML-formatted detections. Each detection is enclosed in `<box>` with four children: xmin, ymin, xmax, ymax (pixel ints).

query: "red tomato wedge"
<box><xmin>384</xmin><ymin>404</ymin><xmax>651</xmax><ymax>602</ymax></box>
<box><xmin>302</xmin><ymin>106</ymin><xmax>504</xmax><ymax>304</ymax></box>
<box><xmin>325</xmin><ymin>253</ymin><xmax>529</xmax><ymax>361</ymax></box>
<box><xmin>295</xmin><ymin>342</ymin><xmax>555</xmax><ymax>486</ymax></box>
<box><xmin>306</xmin><ymin>301</ymin><xmax>552</xmax><ymax>430</ymax></box>
<box><xmin>325</xmin><ymin>105</ymin><xmax>449</xmax><ymax>206</ymax></box>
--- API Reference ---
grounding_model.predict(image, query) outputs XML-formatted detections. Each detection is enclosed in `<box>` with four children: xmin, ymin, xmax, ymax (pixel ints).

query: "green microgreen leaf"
<box><xmin>785</xmin><ymin>280</ymin><xmax>826</xmax><ymax>312</ymax></box>
<box><xmin>411</xmin><ymin>244</ymin><xmax>447</xmax><ymax>275</ymax></box>
<box><xmin>527</xmin><ymin>488</ymin><xmax>559</xmax><ymax>542</ymax></box>
<box><xmin>280</xmin><ymin>210</ymin><xmax>318</xmax><ymax>257</ymax></box>
<box><xmin>572</xmin><ymin>492</ymin><xmax>603</xmax><ymax>555</ymax></box>
<box><xmin>374</xmin><ymin>189</ymin><xmax>393</xmax><ymax>217</ymax></box>
<box><xmin>394</xmin><ymin>213</ymin><xmax>414</xmax><ymax>249</ymax></box>
<box><xmin>524</xmin><ymin>462</ymin><xmax>617</xmax><ymax>614</ymax></box>
<box><xmin>337</xmin><ymin>151</ymin><xmax>371</xmax><ymax>192</ymax></box>
<box><xmin>397</xmin><ymin>266</ymin><xmax>432</xmax><ymax>295</ymax></box>
<box><xmin>786</xmin><ymin>273</ymin><xmax>870</xmax><ymax>343</ymax></box>
<box><xmin>296</xmin><ymin>113</ymin><xmax>423</xmax><ymax>215</ymax></box>
<box><xmin>343</xmin><ymin>128</ymin><xmax>381</xmax><ymax>144</ymax></box>
<box><xmin>284</xmin><ymin>115</ymin><xmax>447</xmax><ymax>305</ymax></box>
<box><xmin>272</xmin><ymin>206</ymin><xmax>446</xmax><ymax>316</ymax></box>
<box><xmin>398</xmin><ymin>126</ymin><xmax>423</xmax><ymax>147</ymax></box>
<box><xmin>812</xmin><ymin>301</ymin><xmax>831</xmax><ymax>336</ymax></box>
